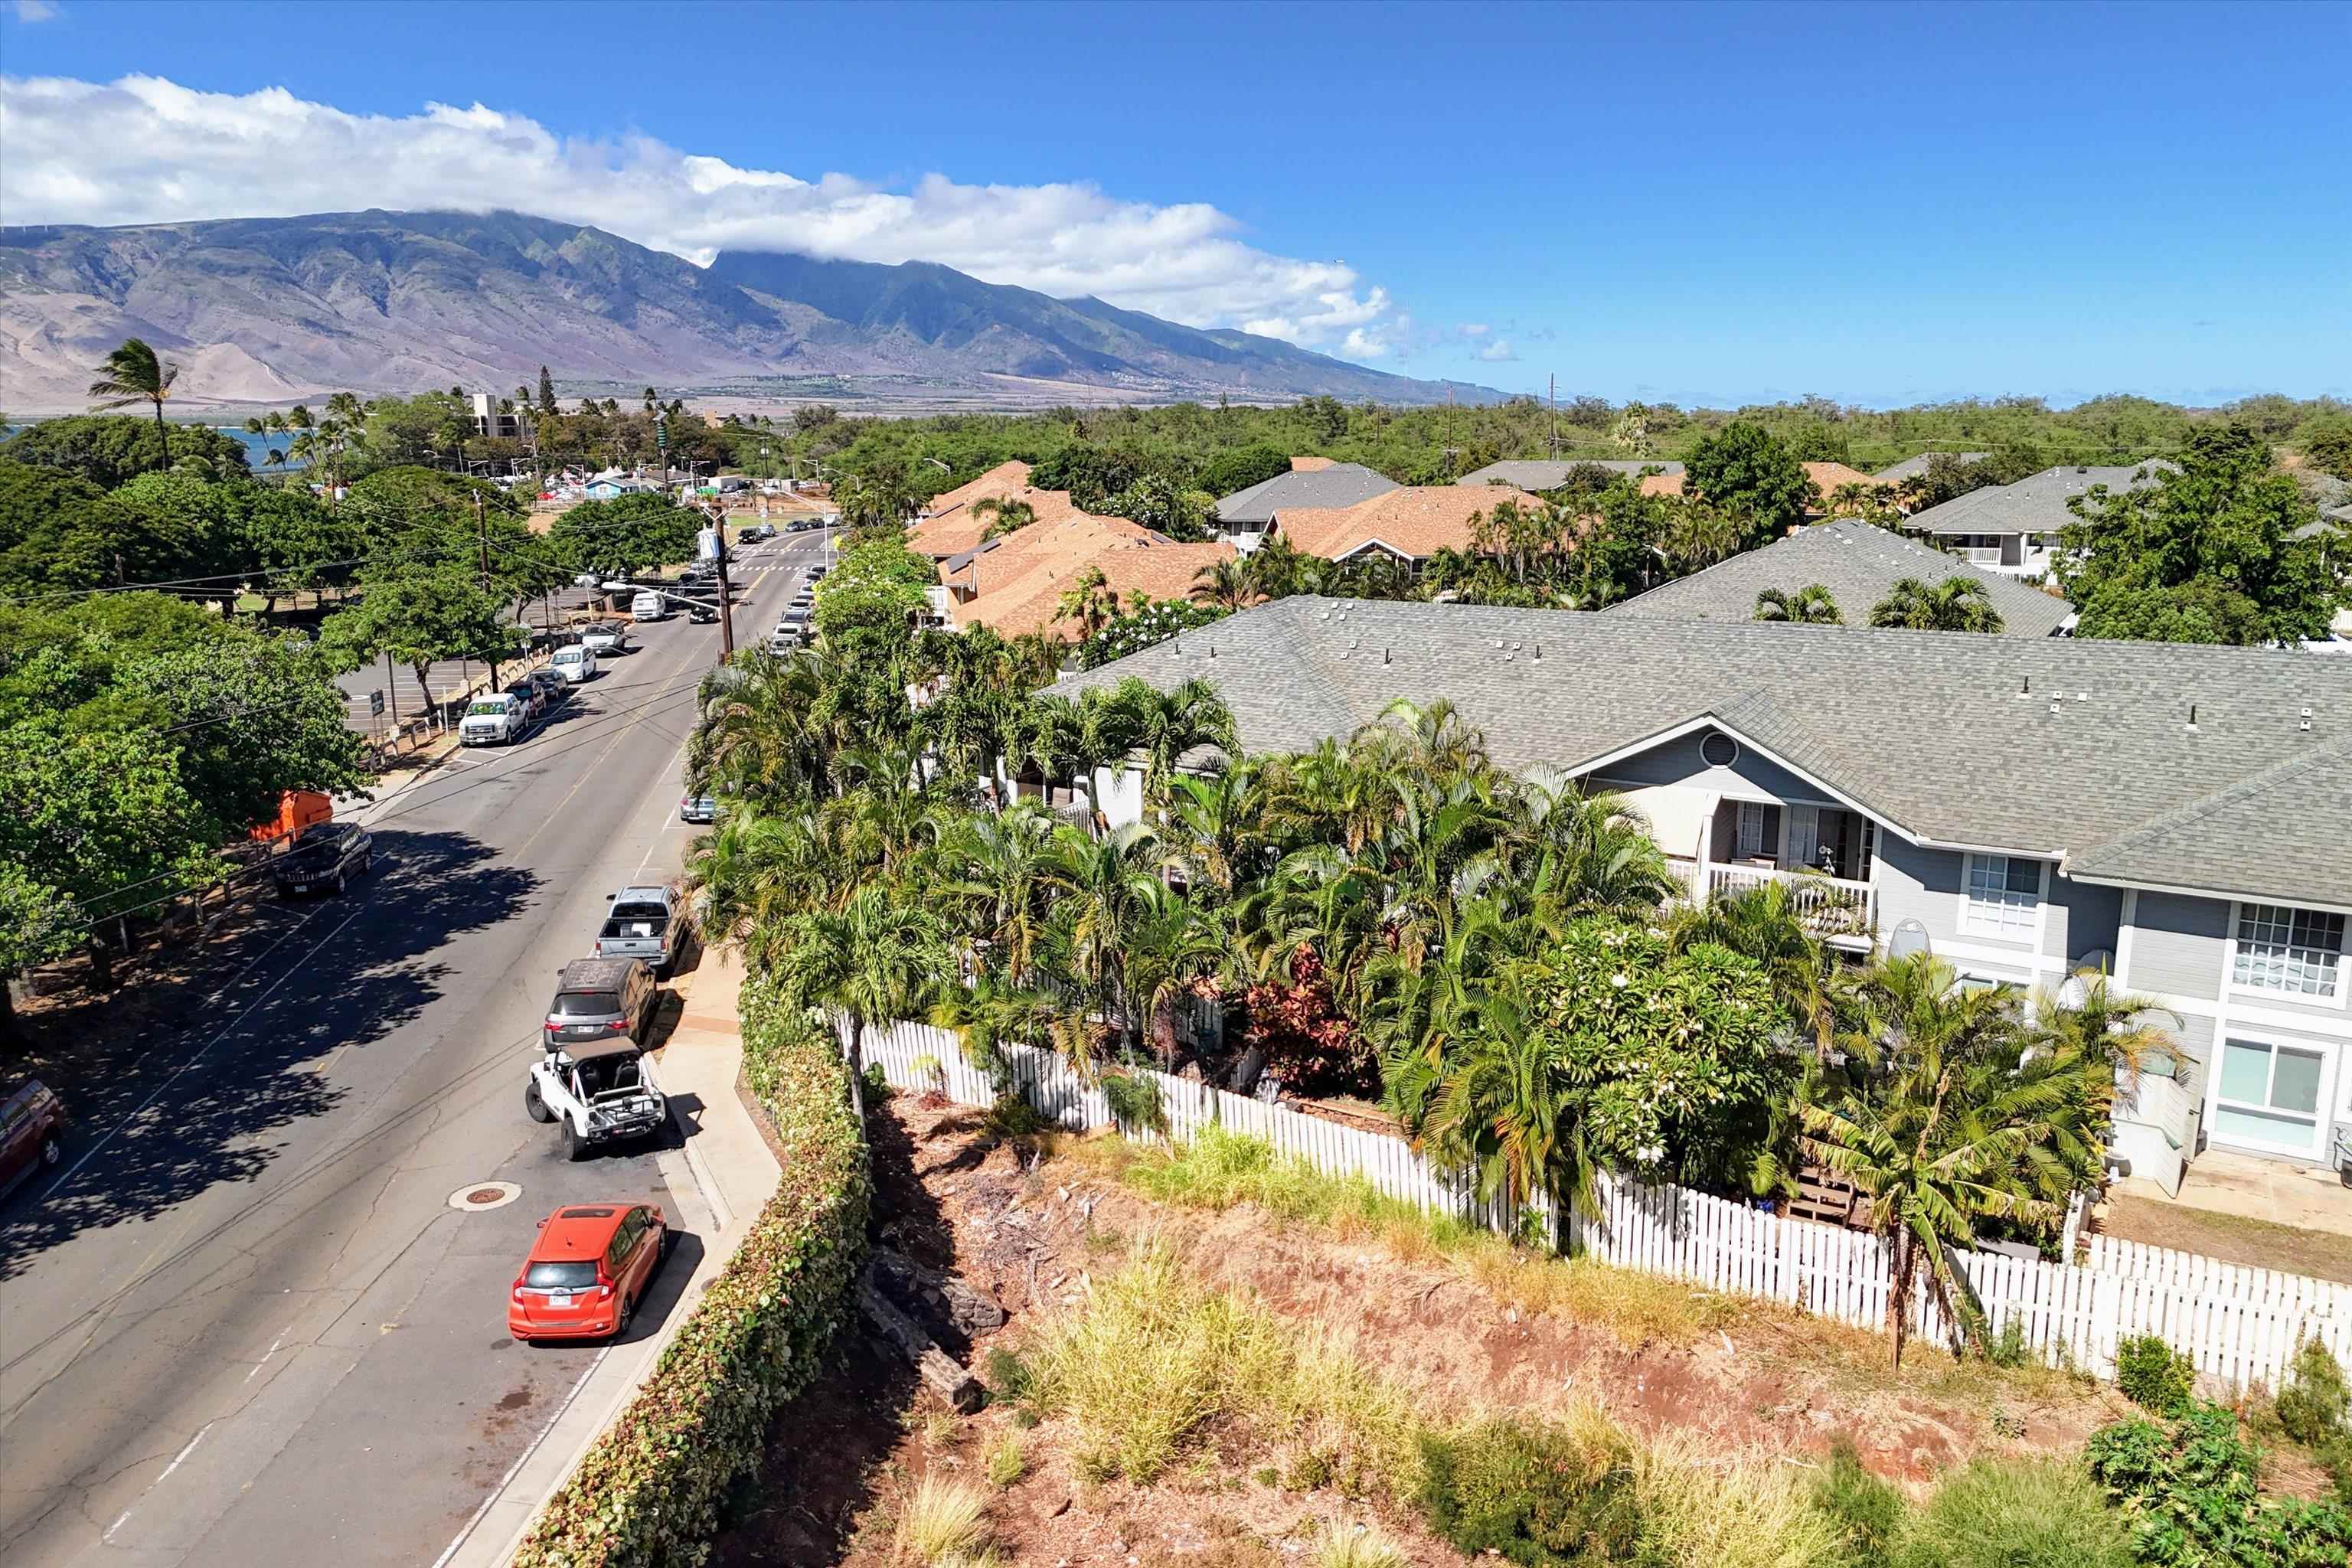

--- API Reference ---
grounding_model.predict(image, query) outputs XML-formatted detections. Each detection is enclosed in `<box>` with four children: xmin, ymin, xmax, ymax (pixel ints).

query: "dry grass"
<box><xmin>1310</xmin><ymin>1518</ymin><xmax>1406</xmax><ymax>1568</ymax></box>
<box><xmin>1632</xmin><ymin>1429</ymin><xmax>1849</xmax><ymax>1568</ymax></box>
<box><xmin>892</xmin><ymin>1474</ymin><xmax>991</xmax><ymax>1566</ymax></box>
<box><xmin>1024</xmin><ymin>1243</ymin><xmax>1426</xmax><ymax>1494</ymax></box>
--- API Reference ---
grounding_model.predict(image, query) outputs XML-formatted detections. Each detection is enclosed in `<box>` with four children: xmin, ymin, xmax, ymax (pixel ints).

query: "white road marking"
<box><xmin>240</xmin><ymin>1325</ymin><xmax>296</xmax><ymax>1384</ymax></box>
<box><xmin>103</xmin><ymin>1420</ymin><xmax>216</xmax><ymax>1542</ymax></box>
<box><xmin>427</xmin><ymin>1348</ymin><xmax>611</xmax><ymax>1568</ymax></box>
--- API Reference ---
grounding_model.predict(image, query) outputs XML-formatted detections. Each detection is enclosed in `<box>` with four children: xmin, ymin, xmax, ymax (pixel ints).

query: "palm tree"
<box><xmin>1868</xmin><ymin>577</ymin><xmax>2005</xmax><ymax>633</ymax></box>
<box><xmin>1054</xmin><ymin>565</ymin><xmax>1115</xmax><ymax>640</ymax></box>
<box><xmin>1416</xmin><ymin>990</ymin><xmax>1595</xmax><ymax>1213</ymax></box>
<box><xmin>1042</xmin><ymin>820</ymin><xmax>1166</xmax><ymax>1040</ymax></box>
<box><xmin>1670</xmin><ymin>880</ymin><xmax>1847</xmax><ymax>1060</ymax></box>
<box><xmin>972</xmin><ymin>496</ymin><xmax>1037</xmax><ymax>539</ymax></box>
<box><xmin>1099</xmin><ymin>676</ymin><xmax>1236</xmax><ymax>812</ymax></box>
<box><xmin>690</xmin><ymin>651</ymin><xmax>834</xmax><ymax>806</ymax></box>
<box><xmin>1799</xmin><ymin>954</ymin><xmax>2058</xmax><ymax>1366</ymax></box>
<box><xmin>1827</xmin><ymin>482</ymin><xmax>1877</xmax><ymax>518</ymax></box>
<box><xmin>1753</xmin><ymin>583</ymin><xmax>1844</xmax><ymax>625</ymax></box>
<box><xmin>1191</xmin><ymin>556</ymin><xmax>1256</xmax><ymax>612</ymax></box>
<box><xmin>773</xmin><ymin>881</ymin><xmax>949</xmax><ymax>1106</ymax></box>
<box><xmin>87</xmin><ymin>338</ymin><xmax>181</xmax><ymax>459</ymax></box>
<box><xmin>940</xmin><ymin>801</ymin><xmax>1060</xmax><ymax>983</ymax></box>
<box><xmin>1514</xmin><ymin>770</ymin><xmax>1677</xmax><ymax>916</ymax></box>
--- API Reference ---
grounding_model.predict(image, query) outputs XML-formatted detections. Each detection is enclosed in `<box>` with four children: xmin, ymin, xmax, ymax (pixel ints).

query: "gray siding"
<box><xmin>2129</xmin><ymin>891</ymin><xmax>2228</xmax><ymax>1000</ymax></box>
<box><xmin>2047</xmin><ymin>878</ymin><xmax>2124</xmax><ymax>965</ymax></box>
<box><xmin>1591</xmin><ymin>728</ymin><xmax>1827</xmax><ymax>803</ymax></box>
<box><xmin>1874</xmin><ymin>835</ymin><xmax>2038</xmax><ymax>959</ymax></box>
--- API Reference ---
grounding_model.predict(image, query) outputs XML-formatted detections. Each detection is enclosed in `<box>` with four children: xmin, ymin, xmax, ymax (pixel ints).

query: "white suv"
<box><xmin>459</xmin><ymin>691</ymin><xmax>530</xmax><ymax>746</ymax></box>
<box><xmin>631</xmin><ymin>590</ymin><xmax>671</xmax><ymax>622</ymax></box>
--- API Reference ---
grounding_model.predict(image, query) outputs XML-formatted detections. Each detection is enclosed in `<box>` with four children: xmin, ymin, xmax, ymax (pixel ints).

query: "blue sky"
<box><xmin>4</xmin><ymin>0</ymin><xmax>2347</xmax><ymax>407</ymax></box>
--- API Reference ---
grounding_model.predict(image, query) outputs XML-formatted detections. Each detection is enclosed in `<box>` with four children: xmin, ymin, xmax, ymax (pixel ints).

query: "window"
<box><xmin>2212</xmin><ymin>1037</ymin><xmax>2328</xmax><ymax>1154</ymax></box>
<box><xmin>1700</xmin><ymin>731</ymin><xmax>1740</xmax><ymax>768</ymax></box>
<box><xmin>2233</xmin><ymin>904</ymin><xmax>2344</xmax><ymax>998</ymax></box>
<box><xmin>1736</xmin><ymin>802</ymin><xmax>1769</xmax><ymax>859</ymax></box>
<box><xmin>1964</xmin><ymin>854</ymin><xmax>2041</xmax><ymax>936</ymax></box>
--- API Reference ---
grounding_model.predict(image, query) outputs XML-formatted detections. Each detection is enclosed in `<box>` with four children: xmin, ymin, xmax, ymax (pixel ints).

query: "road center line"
<box><xmin>102</xmin><ymin>1420</ymin><xmax>216</xmax><ymax>1544</ymax></box>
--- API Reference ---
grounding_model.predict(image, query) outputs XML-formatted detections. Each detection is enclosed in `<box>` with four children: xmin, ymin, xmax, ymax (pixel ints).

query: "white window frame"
<box><xmin>1962</xmin><ymin>852</ymin><xmax>2045</xmax><ymax>940</ymax></box>
<box><xmin>2229</xmin><ymin>903</ymin><xmax>2346</xmax><ymax>1003</ymax></box>
<box><xmin>1735</xmin><ymin>801</ymin><xmax>1769</xmax><ymax>859</ymax></box>
<box><xmin>2207</xmin><ymin>1032</ymin><xmax>2335</xmax><ymax>1158</ymax></box>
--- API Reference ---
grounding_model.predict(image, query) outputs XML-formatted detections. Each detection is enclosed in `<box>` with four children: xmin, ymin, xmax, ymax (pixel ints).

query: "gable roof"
<box><xmin>951</xmin><ymin>529</ymin><xmax>1235</xmax><ymax>641</ymax></box>
<box><xmin>1276</xmin><ymin>484</ymin><xmax>1544</xmax><ymax>561</ymax></box>
<box><xmin>1213</xmin><ymin>462</ymin><xmax>1399</xmax><ymax>527</ymax></box>
<box><xmin>906</xmin><ymin>462</ymin><xmax>1093</xmax><ymax>558</ymax></box>
<box><xmin>1063</xmin><ymin>596</ymin><xmax>2352</xmax><ymax>902</ymax></box>
<box><xmin>2069</xmin><ymin>739</ymin><xmax>2352</xmax><ymax>908</ymax></box>
<box><xmin>1455</xmin><ymin>459</ymin><xmax>1687</xmax><ymax>490</ymax></box>
<box><xmin>1871</xmin><ymin>452</ymin><xmax>1990</xmax><ymax>483</ymax></box>
<box><xmin>1906</xmin><ymin>462</ymin><xmax>2172</xmax><ymax>537</ymax></box>
<box><xmin>1609</xmin><ymin>519</ymin><xmax>2074</xmax><ymax>638</ymax></box>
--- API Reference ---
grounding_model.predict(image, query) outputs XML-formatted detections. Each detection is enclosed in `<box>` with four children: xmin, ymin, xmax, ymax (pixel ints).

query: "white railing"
<box><xmin>853</xmin><ymin>1020</ymin><xmax>2351</xmax><ymax>1393</ymax></box>
<box><xmin>1673</xmin><ymin>861</ymin><xmax>1877</xmax><ymax>939</ymax></box>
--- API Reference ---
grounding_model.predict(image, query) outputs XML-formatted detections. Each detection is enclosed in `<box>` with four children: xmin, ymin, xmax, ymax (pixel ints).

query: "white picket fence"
<box><xmin>854</xmin><ymin>1019</ymin><xmax>2352</xmax><ymax>1393</ymax></box>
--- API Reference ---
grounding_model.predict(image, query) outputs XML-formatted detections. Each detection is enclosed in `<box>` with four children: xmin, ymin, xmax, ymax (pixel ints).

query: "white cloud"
<box><xmin>1478</xmin><ymin>338</ymin><xmax>1517</xmax><ymax>362</ymax></box>
<box><xmin>10</xmin><ymin>0</ymin><xmax>60</xmax><ymax>21</ymax></box>
<box><xmin>1457</xmin><ymin>322</ymin><xmax>1491</xmax><ymax>338</ymax></box>
<box><xmin>0</xmin><ymin>74</ymin><xmax>1405</xmax><ymax>356</ymax></box>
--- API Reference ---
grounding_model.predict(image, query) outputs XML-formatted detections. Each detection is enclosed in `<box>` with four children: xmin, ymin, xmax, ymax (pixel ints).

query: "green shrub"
<box><xmin>983</xmin><ymin>1093</ymin><xmax>1050</xmax><ymax>1140</ymax></box>
<box><xmin>2275</xmin><ymin>1338</ymin><xmax>2350</xmax><ymax>1447</ymax></box>
<box><xmin>1811</xmin><ymin>1440</ymin><xmax>1906</xmax><ymax>1568</ymax></box>
<box><xmin>2318</xmin><ymin>1434</ymin><xmax>2352</xmax><ymax>1506</ymax></box>
<box><xmin>1413</xmin><ymin>1413</ymin><xmax>1644</xmax><ymax>1566</ymax></box>
<box><xmin>1891</xmin><ymin>1458</ymin><xmax>2132</xmax><ymax>1568</ymax></box>
<box><xmin>514</xmin><ymin>978</ymin><xmax>870</xmax><ymax>1567</ymax></box>
<box><xmin>1101</xmin><ymin>1067</ymin><xmax>1168</xmax><ymax>1135</ymax></box>
<box><xmin>984</xmin><ymin>1433</ymin><xmax>1026</xmax><ymax>1488</ymax></box>
<box><xmin>2115</xmin><ymin>1333</ymin><xmax>2195</xmax><ymax>1416</ymax></box>
<box><xmin>2086</xmin><ymin>1400</ymin><xmax>2352</xmax><ymax>1568</ymax></box>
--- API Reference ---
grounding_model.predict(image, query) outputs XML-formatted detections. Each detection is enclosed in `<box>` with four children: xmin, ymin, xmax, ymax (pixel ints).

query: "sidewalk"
<box><xmin>447</xmin><ymin>940</ymin><xmax>782</xmax><ymax>1568</ymax></box>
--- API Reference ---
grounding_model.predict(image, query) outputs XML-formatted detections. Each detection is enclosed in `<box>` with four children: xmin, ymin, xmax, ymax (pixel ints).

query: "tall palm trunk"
<box><xmin>152</xmin><ymin>396</ymin><xmax>169</xmax><ymax>461</ymax></box>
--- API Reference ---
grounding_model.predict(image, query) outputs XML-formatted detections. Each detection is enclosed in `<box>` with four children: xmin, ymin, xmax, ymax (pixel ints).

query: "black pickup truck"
<box><xmin>270</xmin><ymin>821</ymin><xmax>374</xmax><ymax>897</ymax></box>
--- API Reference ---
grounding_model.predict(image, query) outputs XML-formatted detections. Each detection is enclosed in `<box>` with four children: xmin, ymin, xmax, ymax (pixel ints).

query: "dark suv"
<box><xmin>544</xmin><ymin>958</ymin><xmax>659</xmax><ymax>1049</ymax></box>
<box><xmin>270</xmin><ymin>821</ymin><xmax>374</xmax><ymax>897</ymax></box>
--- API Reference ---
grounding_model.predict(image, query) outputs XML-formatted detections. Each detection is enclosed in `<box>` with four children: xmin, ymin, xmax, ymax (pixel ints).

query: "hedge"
<box><xmin>512</xmin><ymin>977</ymin><xmax>869</xmax><ymax>1566</ymax></box>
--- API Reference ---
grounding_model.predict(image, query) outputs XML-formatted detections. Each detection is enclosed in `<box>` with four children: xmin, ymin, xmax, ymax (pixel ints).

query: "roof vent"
<box><xmin>1207</xmin><ymin>643</ymin><xmax>1217</xmax><ymax>658</ymax></box>
<box><xmin>1491</xmin><ymin>639</ymin><xmax>1504</xmax><ymax>649</ymax></box>
<box><xmin>1173</xmin><ymin>637</ymin><xmax>1182</xmax><ymax>655</ymax></box>
<box><xmin>2075</xmin><ymin>691</ymin><xmax>2089</xmax><ymax>701</ymax></box>
<box><xmin>2017</xmin><ymin>674</ymin><xmax>2031</xmax><ymax>698</ymax></box>
<box><xmin>2048</xmin><ymin>695</ymin><xmax>2061</xmax><ymax>716</ymax></box>
<box><xmin>2186</xmin><ymin>702</ymin><xmax>2198</xmax><ymax>732</ymax></box>
<box><xmin>1383</xmin><ymin>646</ymin><xmax>1391</xmax><ymax>665</ymax></box>
<box><xmin>1318</xmin><ymin>610</ymin><xmax>1331</xmax><ymax>621</ymax></box>
<box><xmin>2301</xmin><ymin>706</ymin><xmax>2314</xmax><ymax>732</ymax></box>
<box><xmin>1534</xmin><ymin>642</ymin><xmax>1543</xmax><ymax>660</ymax></box>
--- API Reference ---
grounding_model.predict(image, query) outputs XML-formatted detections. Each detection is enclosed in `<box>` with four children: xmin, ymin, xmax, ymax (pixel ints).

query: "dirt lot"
<box><xmin>2096</xmin><ymin>1194</ymin><xmax>2352</xmax><ymax>1286</ymax></box>
<box><xmin>710</xmin><ymin>1097</ymin><xmax>2137</xmax><ymax>1567</ymax></box>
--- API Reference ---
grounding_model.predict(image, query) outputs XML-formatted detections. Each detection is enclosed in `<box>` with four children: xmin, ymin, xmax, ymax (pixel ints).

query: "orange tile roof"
<box><xmin>1290</xmin><ymin>456</ymin><xmax>1337</xmax><ymax>472</ymax></box>
<box><xmin>1275</xmin><ymin>485</ymin><xmax>1544</xmax><ymax>561</ymax></box>
<box><xmin>1639</xmin><ymin>471</ymin><xmax>1687</xmax><ymax>498</ymax></box>
<box><xmin>942</xmin><ymin>510</ymin><xmax>1158</xmax><ymax>597</ymax></box>
<box><xmin>1803</xmin><ymin>461</ymin><xmax>1881</xmax><ymax>495</ymax></box>
<box><xmin>953</xmin><ymin>534</ymin><xmax>1237</xmax><ymax>640</ymax></box>
<box><xmin>923</xmin><ymin>459</ymin><xmax>1034</xmax><ymax>516</ymax></box>
<box><xmin>906</xmin><ymin>463</ymin><xmax>1093</xmax><ymax>558</ymax></box>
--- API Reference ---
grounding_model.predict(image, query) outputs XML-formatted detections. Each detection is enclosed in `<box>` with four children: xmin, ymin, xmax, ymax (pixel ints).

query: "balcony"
<box><xmin>1668</xmin><ymin>858</ymin><xmax>1877</xmax><ymax>945</ymax></box>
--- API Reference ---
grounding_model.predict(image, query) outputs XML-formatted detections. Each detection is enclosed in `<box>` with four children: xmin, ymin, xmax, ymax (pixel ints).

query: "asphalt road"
<box><xmin>0</xmin><ymin>535</ymin><xmax>828</xmax><ymax>1568</ymax></box>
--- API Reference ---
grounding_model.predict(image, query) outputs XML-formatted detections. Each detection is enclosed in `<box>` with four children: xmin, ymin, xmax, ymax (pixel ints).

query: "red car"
<box><xmin>2</xmin><ymin>1080</ymin><xmax>67</xmax><ymax>1197</ymax></box>
<box><xmin>508</xmin><ymin>1202</ymin><xmax>669</xmax><ymax>1343</ymax></box>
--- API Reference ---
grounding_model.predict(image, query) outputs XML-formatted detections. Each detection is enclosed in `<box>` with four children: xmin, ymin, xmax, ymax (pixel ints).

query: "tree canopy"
<box><xmin>1684</xmin><ymin>420</ymin><xmax>1817</xmax><ymax>539</ymax></box>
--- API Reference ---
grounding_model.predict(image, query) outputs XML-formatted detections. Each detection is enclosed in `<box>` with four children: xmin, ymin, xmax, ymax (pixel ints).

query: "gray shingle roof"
<box><xmin>1870</xmin><ymin>452</ymin><xmax>1988</xmax><ymax>482</ymax></box>
<box><xmin>1907</xmin><ymin>462</ymin><xmax>2171</xmax><ymax>537</ymax></box>
<box><xmin>1065</xmin><ymin>596</ymin><xmax>2352</xmax><ymax>903</ymax></box>
<box><xmin>1212</xmin><ymin>463</ymin><xmax>1398</xmax><ymax>527</ymax></box>
<box><xmin>1455</xmin><ymin>459</ymin><xmax>1684</xmax><ymax>489</ymax></box>
<box><xmin>2069</xmin><ymin>739</ymin><xmax>2352</xmax><ymax>907</ymax></box>
<box><xmin>1609</xmin><ymin>519</ymin><xmax>2073</xmax><ymax>638</ymax></box>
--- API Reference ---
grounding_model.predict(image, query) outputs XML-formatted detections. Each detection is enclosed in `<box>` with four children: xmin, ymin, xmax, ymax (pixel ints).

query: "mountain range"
<box><xmin>0</xmin><ymin>210</ymin><xmax>1501</xmax><ymax>413</ymax></box>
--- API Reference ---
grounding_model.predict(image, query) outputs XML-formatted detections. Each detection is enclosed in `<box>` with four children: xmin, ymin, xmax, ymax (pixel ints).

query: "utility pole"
<box><xmin>710</xmin><ymin>501</ymin><xmax>737</xmax><ymax>660</ymax></box>
<box><xmin>656</xmin><ymin>410</ymin><xmax>671</xmax><ymax>493</ymax></box>
<box><xmin>474</xmin><ymin>490</ymin><xmax>501</xmax><ymax>693</ymax></box>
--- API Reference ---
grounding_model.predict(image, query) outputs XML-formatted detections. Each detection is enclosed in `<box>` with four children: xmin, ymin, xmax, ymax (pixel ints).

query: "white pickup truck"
<box><xmin>459</xmin><ymin>691</ymin><xmax>530</xmax><ymax>746</ymax></box>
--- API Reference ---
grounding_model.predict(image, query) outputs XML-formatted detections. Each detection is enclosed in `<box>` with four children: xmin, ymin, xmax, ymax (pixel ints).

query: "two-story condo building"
<box><xmin>1067</xmin><ymin>597</ymin><xmax>2352</xmax><ymax>1191</ymax></box>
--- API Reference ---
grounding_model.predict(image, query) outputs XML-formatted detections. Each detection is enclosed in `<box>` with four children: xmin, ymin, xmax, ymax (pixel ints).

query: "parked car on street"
<box><xmin>543</xmin><ymin>957</ymin><xmax>659</xmax><ymax>1048</ymax></box>
<box><xmin>459</xmin><ymin>691</ymin><xmax>531</xmax><ymax>746</ymax></box>
<box><xmin>507</xmin><ymin>1201</ymin><xmax>670</xmax><ymax>1341</ymax></box>
<box><xmin>550</xmin><ymin>645</ymin><xmax>599</xmax><ymax>683</ymax></box>
<box><xmin>580</xmin><ymin>622</ymin><xmax>631</xmax><ymax>656</ymax></box>
<box><xmin>270</xmin><ymin>821</ymin><xmax>374</xmax><ymax>896</ymax></box>
<box><xmin>595</xmin><ymin>885</ymin><xmax>681</xmax><ymax>974</ymax></box>
<box><xmin>737</xmin><ymin>523</ymin><xmax>773</xmax><ymax>542</ymax></box>
<box><xmin>525</xmin><ymin>1037</ymin><xmax>668</xmax><ymax>1161</ymax></box>
<box><xmin>630</xmin><ymin>590</ymin><xmax>672</xmax><ymax>622</ymax></box>
<box><xmin>1</xmin><ymin>1080</ymin><xmax>67</xmax><ymax>1197</ymax></box>
<box><xmin>523</xmin><ymin>668</ymin><xmax>569</xmax><ymax>710</ymax></box>
<box><xmin>679</xmin><ymin>793</ymin><xmax>718</xmax><ymax>824</ymax></box>
<box><xmin>508</xmin><ymin>677</ymin><xmax>550</xmax><ymax>723</ymax></box>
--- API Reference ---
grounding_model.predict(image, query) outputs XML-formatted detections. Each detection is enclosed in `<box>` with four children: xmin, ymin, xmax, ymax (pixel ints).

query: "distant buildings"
<box><xmin>470</xmin><ymin>392</ymin><xmax>518</xmax><ymax>440</ymax></box>
<box><xmin>1211</xmin><ymin>457</ymin><xmax>1398</xmax><ymax>540</ymax></box>
<box><xmin>1906</xmin><ymin>462</ymin><xmax>2172</xmax><ymax>578</ymax></box>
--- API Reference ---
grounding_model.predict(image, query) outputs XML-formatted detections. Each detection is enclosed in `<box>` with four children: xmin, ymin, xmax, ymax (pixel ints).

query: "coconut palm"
<box><xmin>971</xmin><ymin>496</ymin><xmax>1037</xmax><ymax>539</ymax></box>
<box><xmin>1054</xmin><ymin>565</ymin><xmax>1115</xmax><ymax>640</ymax></box>
<box><xmin>1191</xmin><ymin>556</ymin><xmax>1256</xmax><ymax>612</ymax></box>
<box><xmin>1800</xmin><ymin>953</ymin><xmax>2063</xmax><ymax>1365</ymax></box>
<box><xmin>87</xmin><ymin>338</ymin><xmax>181</xmax><ymax>458</ymax></box>
<box><xmin>1097</xmin><ymin>676</ymin><xmax>1236</xmax><ymax>812</ymax></box>
<box><xmin>773</xmin><ymin>880</ymin><xmax>949</xmax><ymax>1101</ymax></box>
<box><xmin>1042</xmin><ymin>820</ymin><xmax>1166</xmax><ymax>1031</ymax></box>
<box><xmin>1868</xmin><ymin>576</ymin><xmax>2005</xmax><ymax>633</ymax></box>
<box><xmin>939</xmin><ymin>800</ymin><xmax>1060</xmax><ymax>983</ymax></box>
<box><xmin>1753</xmin><ymin>583</ymin><xmax>1845</xmax><ymax>625</ymax></box>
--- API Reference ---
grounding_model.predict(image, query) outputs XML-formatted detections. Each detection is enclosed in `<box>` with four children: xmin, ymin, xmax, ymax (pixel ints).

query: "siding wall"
<box><xmin>2130</xmin><ymin>891</ymin><xmax>2230</xmax><ymax>1000</ymax></box>
<box><xmin>2049</xmin><ymin>879</ymin><xmax>2124</xmax><ymax>966</ymax></box>
<box><xmin>1874</xmin><ymin>835</ymin><xmax>2038</xmax><ymax>975</ymax></box>
<box><xmin>1589</xmin><ymin>729</ymin><xmax>1825</xmax><ymax>802</ymax></box>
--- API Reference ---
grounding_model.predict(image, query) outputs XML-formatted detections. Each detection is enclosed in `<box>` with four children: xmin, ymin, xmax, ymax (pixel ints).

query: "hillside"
<box><xmin>0</xmin><ymin>211</ymin><xmax>1500</xmax><ymax>412</ymax></box>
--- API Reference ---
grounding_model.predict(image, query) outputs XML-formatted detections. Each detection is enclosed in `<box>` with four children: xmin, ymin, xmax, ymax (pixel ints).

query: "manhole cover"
<box><xmin>449</xmin><ymin>1181</ymin><xmax>521</xmax><ymax>1212</ymax></box>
